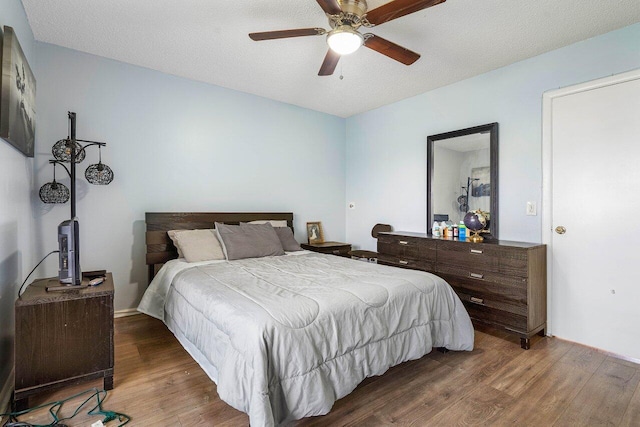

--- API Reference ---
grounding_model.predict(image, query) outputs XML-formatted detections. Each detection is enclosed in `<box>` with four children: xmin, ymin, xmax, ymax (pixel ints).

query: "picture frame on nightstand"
<box><xmin>306</xmin><ymin>221</ymin><xmax>324</xmax><ymax>244</ymax></box>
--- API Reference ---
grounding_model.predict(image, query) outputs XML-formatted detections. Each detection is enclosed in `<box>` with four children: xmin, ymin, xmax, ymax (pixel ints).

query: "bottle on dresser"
<box><xmin>459</xmin><ymin>221</ymin><xmax>467</xmax><ymax>240</ymax></box>
<box><xmin>432</xmin><ymin>221</ymin><xmax>441</xmax><ymax>237</ymax></box>
<box><xmin>440</xmin><ymin>221</ymin><xmax>448</xmax><ymax>237</ymax></box>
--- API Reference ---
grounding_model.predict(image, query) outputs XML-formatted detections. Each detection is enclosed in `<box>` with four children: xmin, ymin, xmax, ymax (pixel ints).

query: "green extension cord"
<box><xmin>0</xmin><ymin>388</ymin><xmax>130</xmax><ymax>427</ymax></box>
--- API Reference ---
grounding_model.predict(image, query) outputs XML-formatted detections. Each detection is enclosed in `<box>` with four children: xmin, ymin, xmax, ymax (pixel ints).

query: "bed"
<box><xmin>138</xmin><ymin>212</ymin><xmax>474</xmax><ymax>426</ymax></box>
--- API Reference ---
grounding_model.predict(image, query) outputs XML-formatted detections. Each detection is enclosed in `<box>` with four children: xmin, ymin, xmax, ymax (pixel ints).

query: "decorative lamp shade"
<box><xmin>39</xmin><ymin>181</ymin><xmax>70</xmax><ymax>203</ymax></box>
<box><xmin>85</xmin><ymin>145</ymin><xmax>114</xmax><ymax>185</ymax></box>
<box><xmin>52</xmin><ymin>138</ymin><xmax>86</xmax><ymax>163</ymax></box>
<box><xmin>85</xmin><ymin>162</ymin><xmax>114</xmax><ymax>185</ymax></box>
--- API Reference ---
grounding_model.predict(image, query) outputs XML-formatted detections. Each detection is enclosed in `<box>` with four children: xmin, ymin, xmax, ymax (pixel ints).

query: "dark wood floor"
<box><xmin>18</xmin><ymin>314</ymin><xmax>640</xmax><ymax>426</ymax></box>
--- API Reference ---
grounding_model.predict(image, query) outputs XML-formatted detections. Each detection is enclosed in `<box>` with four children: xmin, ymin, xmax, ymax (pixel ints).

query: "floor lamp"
<box><xmin>39</xmin><ymin>112</ymin><xmax>114</xmax><ymax>285</ymax></box>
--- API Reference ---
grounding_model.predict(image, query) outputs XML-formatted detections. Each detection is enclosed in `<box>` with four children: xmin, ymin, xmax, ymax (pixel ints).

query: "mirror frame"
<box><xmin>427</xmin><ymin>122</ymin><xmax>499</xmax><ymax>239</ymax></box>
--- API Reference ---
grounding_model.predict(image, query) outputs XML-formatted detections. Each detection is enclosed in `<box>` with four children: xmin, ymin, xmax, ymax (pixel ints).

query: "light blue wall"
<box><xmin>0</xmin><ymin>0</ymin><xmax>35</xmax><ymax>410</ymax></box>
<box><xmin>4</xmin><ymin>13</ymin><xmax>640</xmax><ymax>405</ymax></box>
<box><xmin>33</xmin><ymin>43</ymin><xmax>346</xmax><ymax>312</ymax></box>
<box><xmin>345</xmin><ymin>23</ymin><xmax>640</xmax><ymax>250</ymax></box>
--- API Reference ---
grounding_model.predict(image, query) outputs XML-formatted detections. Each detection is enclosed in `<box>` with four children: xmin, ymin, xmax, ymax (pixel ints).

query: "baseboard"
<box><xmin>114</xmin><ymin>308</ymin><xmax>142</xmax><ymax>318</ymax></box>
<box><xmin>0</xmin><ymin>368</ymin><xmax>14</xmax><ymax>422</ymax></box>
<box><xmin>553</xmin><ymin>336</ymin><xmax>640</xmax><ymax>365</ymax></box>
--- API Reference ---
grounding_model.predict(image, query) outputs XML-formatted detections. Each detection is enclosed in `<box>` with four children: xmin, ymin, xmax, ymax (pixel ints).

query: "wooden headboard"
<box><xmin>145</xmin><ymin>212</ymin><xmax>294</xmax><ymax>283</ymax></box>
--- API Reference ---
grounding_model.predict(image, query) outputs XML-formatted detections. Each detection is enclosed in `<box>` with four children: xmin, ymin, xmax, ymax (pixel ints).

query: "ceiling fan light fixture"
<box><xmin>327</xmin><ymin>26</ymin><xmax>363</xmax><ymax>55</ymax></box>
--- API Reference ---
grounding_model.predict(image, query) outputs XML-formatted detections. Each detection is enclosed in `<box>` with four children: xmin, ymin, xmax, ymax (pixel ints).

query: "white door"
<box><xmin>543</xmin><ymin>70</ymin><xmax>640</xmax><ymax>360</ymax></box>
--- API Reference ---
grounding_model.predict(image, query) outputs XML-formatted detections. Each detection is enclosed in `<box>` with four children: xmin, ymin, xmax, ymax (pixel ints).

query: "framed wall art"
<box><xmin>1</xmin><ymin>26</ymin><xmax>36</xmax><ymax>157</ymax></box>
<box><xmin>306</xmin><ymin>222</ymin><xmax>324</xmax><ymax>244</ymax></box>
<box><xmin>471</xmin><ymin>166</ymin><xmax>490</xmax><ymax>197</ymax></box>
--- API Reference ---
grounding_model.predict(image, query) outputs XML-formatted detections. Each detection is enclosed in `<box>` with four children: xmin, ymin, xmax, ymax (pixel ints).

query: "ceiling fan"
<box><xmin>249</xmin><ymin>0</ymin><xmax>446</xmax><ymax>76</ymax></box>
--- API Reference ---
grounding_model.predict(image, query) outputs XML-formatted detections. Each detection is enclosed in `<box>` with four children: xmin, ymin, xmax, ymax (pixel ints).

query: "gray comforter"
<box><xmin>138</xmin><ymin>252</ymin><xmax>474</xmax><ymax>426</ymax></box>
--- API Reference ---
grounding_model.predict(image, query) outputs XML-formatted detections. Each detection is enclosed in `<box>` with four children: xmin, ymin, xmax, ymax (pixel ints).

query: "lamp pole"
<box><xmin>69</xmin><ymin>111</ymin><xmax>77</xmax><ymax>219</ymax></box>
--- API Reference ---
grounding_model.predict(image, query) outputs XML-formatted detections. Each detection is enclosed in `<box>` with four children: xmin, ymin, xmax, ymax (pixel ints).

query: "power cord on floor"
<box><xmin>1</xmin><ymin>388</ymin><xmax>130</xmax><ymax>427</ymax></box>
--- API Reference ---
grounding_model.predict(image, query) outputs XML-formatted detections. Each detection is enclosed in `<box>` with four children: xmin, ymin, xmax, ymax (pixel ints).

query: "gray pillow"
<box><xmin>215</xmin><ymin>222</ymin><xmax>285</xmax><ymax>260</ymax></box>
<box><xmin>273</xmin><ymin>227</ymin><xmax>303</xmax><ymax>251</ymax></box>
<box><xmin>240</xmin><ymin>222</ymin><xmax>302</xmax><ymax>252</ymax></box>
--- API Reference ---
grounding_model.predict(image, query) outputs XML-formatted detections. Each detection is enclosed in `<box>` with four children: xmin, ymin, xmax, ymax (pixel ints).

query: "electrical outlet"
<box><xmin>526</xmin><ymin>201</ymin><xmax>537</xmax><ymax>216</ymax></box>
<box><xmin>348</xmin><ymin>202</ymin><xmax>356</xmax><ymax>209</ymax></box>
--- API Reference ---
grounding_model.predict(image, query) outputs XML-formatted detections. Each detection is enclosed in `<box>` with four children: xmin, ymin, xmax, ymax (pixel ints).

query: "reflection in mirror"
<box><xmin>427</xmin><ymin>123</ymin><xmax>498</xmax><ymax>239</ymax></box>
<box><xmin>433</xmin><ymin>133</ymin><xmax>490</xmax><ymax>223</ymax></box>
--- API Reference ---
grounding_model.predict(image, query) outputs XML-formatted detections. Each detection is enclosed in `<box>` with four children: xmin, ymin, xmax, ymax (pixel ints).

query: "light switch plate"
<box><xmin>526</xmin><ymin>201</ymin><xmax>537</xmax><ymax>216</ymax></box>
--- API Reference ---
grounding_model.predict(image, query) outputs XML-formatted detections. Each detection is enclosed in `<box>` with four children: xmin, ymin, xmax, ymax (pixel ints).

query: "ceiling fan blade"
<box><xmin>318</xmin><ymin>49</ymin><xmax>340</xmax><ymax>76</ymax></box>
<box><xmin>249</xmin><ymin>28</ymin><xmax>325</xmax><ymax>41</ymax></box>
<box><xmin>366</xmin><ymin>0</ymin><xmax>446</xmax><ymax>25</ymax></box>
<box><xmin>364</xmin><ymin>34</ymin><xmax>420</xmax><ymax>65</ymax></box>
<box><xmin>316</xmin><ymin>0</ymin><xmax>342</xmax><ymax>15</ymax></box>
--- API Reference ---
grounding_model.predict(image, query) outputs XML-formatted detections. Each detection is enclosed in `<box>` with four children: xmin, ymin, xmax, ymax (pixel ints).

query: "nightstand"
<box><xmin>301</xmin><ymin>241</ymin><xmax>352</xmax><ymax>257</ymax></box>
<box><xmin>14</xmin><ymin>273</ymin><xmax>114</xmax><ymax>410</ymax></box>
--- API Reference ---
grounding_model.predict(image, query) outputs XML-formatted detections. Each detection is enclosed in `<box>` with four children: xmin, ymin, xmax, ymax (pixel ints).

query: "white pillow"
<box><xmin>247</xmin><ymin>220</ymin><xmax>288</xmax><ymax>228</ymax></box>
<box><xmin>167</xmin><ymin>230</ymin><xmax>184</xmax><ymax>257</ymax></box>
<box><xmin>172</xmin><ymin>229</ymin><xmax>225</xmax><ymax>263</ymax></box>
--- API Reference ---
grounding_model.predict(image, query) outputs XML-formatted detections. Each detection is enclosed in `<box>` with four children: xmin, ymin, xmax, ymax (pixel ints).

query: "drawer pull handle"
<box><xmin>470</xmin><ymin>272</ymin><xmax>484</xmax><ymax>279</ymax></box>
<box><xmin>399</xmin><ymin>241</ymin><xmax>409</xmax><ymax>245</ymax></box>
<box><xmin>332</xmin><ymin>250</ymin><xmax>340</xmax><ymax>254</ymax></box>
<box><xmin>399</xmin><ymin>260</ymin><xmax>409</xmax><ymax>265</ymax></box>
<box><xmin>470</xmin><ymin>297</ymin><xmax>484</xmax><ymax>305</ymax></box>
<box><xmin>470</xmin><ymin>249</ymin><xmax>483</xmax><ymax>254</ymax></box>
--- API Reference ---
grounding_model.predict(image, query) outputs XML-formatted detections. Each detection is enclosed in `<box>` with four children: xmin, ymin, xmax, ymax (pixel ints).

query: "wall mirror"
<box><xmin>427</xmin><ymin>122</ymin><xmax>499</xmax><ymax>239</ymax></box>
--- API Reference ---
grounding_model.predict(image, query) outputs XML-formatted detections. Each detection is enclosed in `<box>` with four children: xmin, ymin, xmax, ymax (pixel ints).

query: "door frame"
<box><xmin>541</xmin><ymin>68</ymin><xmax>640</xmax><ymax>336</ymax></box>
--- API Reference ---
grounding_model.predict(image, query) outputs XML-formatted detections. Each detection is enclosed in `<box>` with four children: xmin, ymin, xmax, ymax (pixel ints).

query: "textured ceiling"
<box><xmin>21</xmin><ymin>0</ymin><xmax>640</xmax><ymax>117</ymax></box>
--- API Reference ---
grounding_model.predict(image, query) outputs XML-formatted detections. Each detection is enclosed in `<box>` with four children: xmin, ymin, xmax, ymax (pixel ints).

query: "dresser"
<box><xmin>378</xmin><ymin>232</ymin><xmax>546</xmax><ymax>349</ymax></box>
<box><xmin>14</xmin><ymin>274</ymin><xmax>114</xmax><ymax>410</ymax></box>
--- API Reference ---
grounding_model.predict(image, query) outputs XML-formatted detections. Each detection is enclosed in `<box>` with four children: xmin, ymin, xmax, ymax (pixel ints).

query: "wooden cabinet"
<box><xmin>14</xmin><ymin>274</ymin><xmax>114</xmax><ymax>410</ymax></box>
<box><xmin>378</xmin><ymin>233</ymin><xmax>546</xmax><ymax>349</ymax></box>
<box><xmin>301</xmin><ymin>241</ymin><xmax>352</xmax><ymax>257</ymax></box>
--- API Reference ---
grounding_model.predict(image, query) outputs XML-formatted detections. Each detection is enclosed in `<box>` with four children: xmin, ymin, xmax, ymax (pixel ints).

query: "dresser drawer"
<box><xmin>437</xmin><ymin>241</ymin><xmax>528</xmax><ymax>277</ymax></box>
<box><xmin>301</xmin><ymin>242</ymin><xmax>351</xmax><ymax>257</ymax></box>
<box><xmin>378</xmin><ymin>235</ymin><xmax>437</xmax><ymax>262</ymax></box>
<box><xmin>378</xmin><ymin>235</ymin><xmax>420</xmax><ymax>259</ymax></box>
<box><xmin>453</xmin><ymin>287</ymin><xmax>527</xmax><ymax>316</ymax></box>
<box><xmin>436</xmin><ymin>263</ymin><xmax>528</xmax><ymax>288</ymax></box>
<box><xmin>498</xmin><ymin>249</ymin><xmax>532</xmax><ymax>276</ymax></box>
<box><xmin>377</xmin><ymin>254</ymin><xmax>433</xmax><ymax>271</ymax></box>
<box><xmin>462</xmin><ymin>300</ymin><xmax>528</xmax><ymax>333</ymax></box>
<box><xmin>328</xmin><ymin>246</ymin><xmax>351</xmax><ymax>257</ymax></box>
<box><xmin>443</xmin><ymin>274</ymin><xmax>527</xmax><ymax>305</ymax></box>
